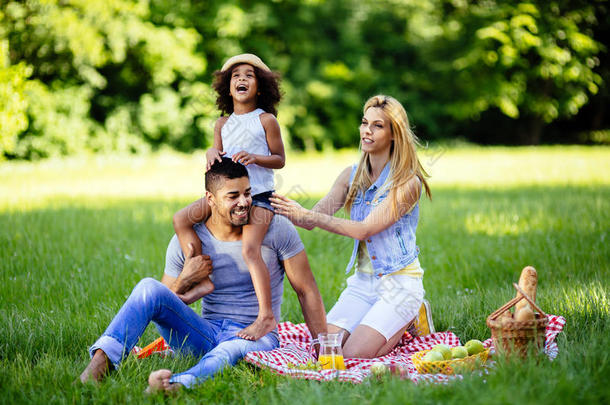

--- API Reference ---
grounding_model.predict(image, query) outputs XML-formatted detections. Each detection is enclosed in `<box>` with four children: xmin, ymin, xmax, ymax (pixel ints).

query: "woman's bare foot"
<box><xmin>79</xmin><ymin>349</ymin><xmax>112</xmax><ymax>383</ymax></box>
<box><xmin>146</xmin><ymin>369</ymin><xmax>183</xmax><ymax>394</ymax></box>
<box><xmin>237</xmin><ymin>314</ymin><xmax>277</xmax><ymax>340</ymax></box>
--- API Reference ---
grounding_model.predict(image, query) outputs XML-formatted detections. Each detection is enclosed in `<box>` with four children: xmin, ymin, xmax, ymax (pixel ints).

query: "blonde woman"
<box><xmin>270</xmin><ymin>95</ymin><xmax>431</xmax><ymax>358</ymax></box>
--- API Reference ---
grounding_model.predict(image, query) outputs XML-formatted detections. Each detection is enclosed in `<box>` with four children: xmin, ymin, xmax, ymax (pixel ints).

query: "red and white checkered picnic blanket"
<box><xmin>243</xmin><ymin>314</ymin><xmax>566</xmax><ymax>384</ymax></box>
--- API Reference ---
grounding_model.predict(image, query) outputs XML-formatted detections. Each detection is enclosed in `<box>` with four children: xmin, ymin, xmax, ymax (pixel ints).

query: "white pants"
<box><xmin>326</xmin><ymin>271</ymin><xmax>424</xmax><ymax>341</ymax></box>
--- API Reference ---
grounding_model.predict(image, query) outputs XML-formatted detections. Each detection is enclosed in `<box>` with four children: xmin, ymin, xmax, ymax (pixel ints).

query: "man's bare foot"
<box><xmin>237</xmin><ymin>314</ymin><xmax>277</xmax><ymax>340</ymax></box>
<box><xmin>79</xmin><ymin>349</ymin><xmax>112</xmax><ymax>383</ymax></box>
<box><xmin>146</xmin><ymin>369</ymin><xmax>183</xmax><ymax>394</ymax></box>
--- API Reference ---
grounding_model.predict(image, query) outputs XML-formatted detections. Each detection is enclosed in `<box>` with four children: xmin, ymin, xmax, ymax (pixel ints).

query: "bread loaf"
<box><xmin>515</xmin><ymin>266</ymin><xmax>537</xmax><ymax>312</ymax></box>
<box><xmin>499</xmin><ymin>310</ymin><xmax>513</xmax><ymax>327</ymax></box>
<box><xmin>515</xmin><ymin>304</ymin><xmax>535</xmax><ymax>322</ymax></box>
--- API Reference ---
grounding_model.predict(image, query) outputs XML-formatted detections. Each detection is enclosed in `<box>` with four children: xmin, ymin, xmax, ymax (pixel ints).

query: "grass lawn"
<box><xmin>0</xmin><ymin>146</ymin><xmax>608</xmax><ymax>404</ymax></box>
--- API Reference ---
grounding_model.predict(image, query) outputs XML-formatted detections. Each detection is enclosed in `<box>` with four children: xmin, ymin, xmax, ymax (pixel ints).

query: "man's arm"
<box><xmin>162</xmin><ymin>242</ymin><xmax>213</xmax><ymax>298</ymax></box>
<box><xmin>282</xmin><ymin>251</ymin><xmax>327</xmax><ymax>340</ymax></box>
<box><xmin>161</xmin><ymin>273</ymin><xmax>212</xmax><ymax>305</ymax></box>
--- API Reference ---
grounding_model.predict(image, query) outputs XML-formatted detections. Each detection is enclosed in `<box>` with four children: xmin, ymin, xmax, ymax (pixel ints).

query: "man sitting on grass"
<box><xmin>80</xmin><ymin>158</ymin><xmax>327</xmax><ymax>391</ymax></box>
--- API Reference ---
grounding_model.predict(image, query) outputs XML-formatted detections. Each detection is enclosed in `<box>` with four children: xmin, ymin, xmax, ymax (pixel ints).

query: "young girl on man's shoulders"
<box><xmin>174</xmin><ymin>54</ymin><xmax>285</xmax><ymax>341</ymax></box>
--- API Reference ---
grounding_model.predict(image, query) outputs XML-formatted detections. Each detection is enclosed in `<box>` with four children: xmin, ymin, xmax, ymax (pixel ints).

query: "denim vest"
<box><xmin>344</xmin><ymin>163</ymin><xmax>420</xmax><ymax>278</ymax></box>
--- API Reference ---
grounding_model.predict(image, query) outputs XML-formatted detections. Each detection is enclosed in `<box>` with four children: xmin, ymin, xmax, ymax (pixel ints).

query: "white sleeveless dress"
<box><xmin>221</xmin><ymin>108</ymin><xmax>275</xmax><ymax>196</ymax></box>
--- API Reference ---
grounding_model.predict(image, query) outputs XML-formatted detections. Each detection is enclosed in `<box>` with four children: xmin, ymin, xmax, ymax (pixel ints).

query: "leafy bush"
<box><xmin>1</xmin><ymin>0</ymin><xmax>211</xmax><ymax>159</ymax></box>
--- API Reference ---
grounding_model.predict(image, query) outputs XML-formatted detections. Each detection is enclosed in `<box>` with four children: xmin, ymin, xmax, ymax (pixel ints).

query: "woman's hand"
<box><xmin>270</xmin><ymin>193</ymin><xmax>315</xmax><ymax>230</ymax></box>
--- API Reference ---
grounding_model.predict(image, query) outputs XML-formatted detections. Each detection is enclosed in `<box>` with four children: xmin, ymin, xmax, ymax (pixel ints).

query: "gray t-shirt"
<box><xmin>164</xmin><ymin>215</ymin><xmax>304</xmax><ymax>325</ymax></box>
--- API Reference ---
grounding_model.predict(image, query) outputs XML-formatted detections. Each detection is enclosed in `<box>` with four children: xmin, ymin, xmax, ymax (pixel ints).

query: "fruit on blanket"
<box><xmin>370</xmin><ymin>362</ymin><xmax>409</xmax><ymax>379</ymax></box>
<box><xmin>515</xmin><ymin>304</ymin><xmax>536</xmax><ymax>322</ymax></box>
<box><xmin>370</xmin><ymin>362</ymin><xmax>388</xmax><ymax>376</ymax></box>
<box><xmin>464</xmin><ymin>339</ymin><xmax>485</xmax><ymax>355</ymax></box>
<box><xmin>306</xmin><ymin>360</ymin><xmax>323</xmax><ymax>371</ymax></box>
<box><xmin>388</xmin><ymin>364</ymin><xmax>409</xmax><ymax>379</ymax></box>
<box><xmin>285</xmin><ymin>361</ymin><xmax>322</xmax><ymax>371</ymax></box>
<box><xmin>431</xmin><ymin>344</ymin><xmax>452</xmax><ymax>360</ymax></box>
<box><xmin>422</xmin><ymin>350</ymin><xmax>444</xmax><ymax>362</ymax></box>
<box><xmin>451</xmin><ymin>362</ymin><xmax>470</xmax><ymax>374</ymax></box>
<box><xmin>451</xmin><ymin>346</ymin><xmax>469</xmax><ymax>359</ymax></box>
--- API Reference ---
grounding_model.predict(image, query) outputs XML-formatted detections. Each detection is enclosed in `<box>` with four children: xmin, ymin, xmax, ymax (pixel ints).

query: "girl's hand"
<box><xmin>206</xmin><ymin>148</ymin><xmax>226</xmax><ymax>170</ymax></box>
<box><xmin>232</xmin><ymin>151</ymin><xmax>257</xmax><ymax>166</ymax></box>
<box><xmin>270</xmin><ymin>193</ymin><xmax>315</xmax><ymax>229</ymax></box>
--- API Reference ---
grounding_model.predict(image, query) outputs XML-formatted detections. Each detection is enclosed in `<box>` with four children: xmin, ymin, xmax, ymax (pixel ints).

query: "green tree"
<box><xmin>0</xmin><ymin>34</ymin><xmax>31</xmax><ymax>159</ymax></box>
<box><xmin>2</xmin><ymin>0</ymin><xmax>210</xmax><ymax>159</ymax></box>
<box><xmin>400</xmin><ymin>0</ymin><xmax>604</xmax><ymax>144</ymax></box>
<box><xmin>1</xmin><ymin>0</ymin><xmax>607</xmax><ymax>159</ymax></box>
<box><xmin>187</xmin><ymin>0</ymin><xmax>605</xmax><ymax>147</ymax></box>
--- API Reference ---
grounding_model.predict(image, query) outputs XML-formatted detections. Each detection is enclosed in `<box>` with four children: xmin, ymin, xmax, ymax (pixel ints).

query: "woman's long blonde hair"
<box><xmin>344</xmin><ymin>95</ymin><xmax>431</xmax><ymax>219</ymax></box>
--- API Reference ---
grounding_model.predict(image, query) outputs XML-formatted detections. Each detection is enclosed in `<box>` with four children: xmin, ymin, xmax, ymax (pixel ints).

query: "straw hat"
<box><xmin>221</xmin><ymin>53</ymin><xmax>271</xmax><ymax>73</ymax></box>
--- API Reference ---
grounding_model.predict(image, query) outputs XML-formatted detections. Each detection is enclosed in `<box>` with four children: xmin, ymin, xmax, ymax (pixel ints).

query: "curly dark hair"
<box><xmin>212</xmin><ymin>64</ymin><xmax>282</xmax><ymax>116</ymax></box>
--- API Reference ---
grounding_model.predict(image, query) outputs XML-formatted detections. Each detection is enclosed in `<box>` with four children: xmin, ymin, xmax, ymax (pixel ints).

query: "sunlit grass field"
<box><xmin>1</xmin><ymin>146</ymin><xmax>608</xmax><ymax>404</ymax></box>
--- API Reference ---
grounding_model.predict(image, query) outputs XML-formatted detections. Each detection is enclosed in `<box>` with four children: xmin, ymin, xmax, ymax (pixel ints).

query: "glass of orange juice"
<box><xmin>315</xmin><ymin>332</ymin><xmax>345</xmax><ymax>370</ymax></box>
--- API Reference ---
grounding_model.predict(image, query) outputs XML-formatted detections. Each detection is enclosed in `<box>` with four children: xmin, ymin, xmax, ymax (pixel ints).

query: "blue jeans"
<box><xmin>251</xmin><ymin>190</ymin><xmax>275</xmax><ymax>211</ymax></box>
<box><xmin>88</xmin><ymin>278</ymin><xmax>279</xmax><ymax>388</ymax></box>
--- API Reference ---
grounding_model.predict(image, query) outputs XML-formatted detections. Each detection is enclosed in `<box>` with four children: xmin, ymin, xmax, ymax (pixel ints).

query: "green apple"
<box><xmin>431</xmin><ymin>344</ymin><xmax>452</xmax><ymax>360</ymax></box>
<box><xmin>388</xmin><ymin>364</ymin><xmax>409</xmax><ymax>379</ymax></box>
<box><xmin>464</xmin><ymin>339</ymin><xmax>485</xmax><ymax>355</ymax></box>
<box><xmin>370</xmin><ymin>362</ymin><xmax>388</xmax><ymax>376</ymax></box>
<box><xmin>423</xmin><ymin>350</ymin><xmax>444</xmax><ymax>362</ymax></box>
<box><xmin>451</xmin><ymin>346</ymin><xmax>469</xmax><ymax>359</ymax></box>
<box><xmin>451</xmin><ymin>362</ymin><xmax>471</xmax><ymax>374</ymax></box>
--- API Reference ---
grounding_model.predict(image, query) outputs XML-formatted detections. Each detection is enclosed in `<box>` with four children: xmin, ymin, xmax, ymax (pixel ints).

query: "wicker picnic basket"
<box><xmin>486</xmin><ymin>283</ymin><xmax>548</xmax><ymax>357</ymax></box>
<box><xmin>411</xmin><ymin>348</ymin><xmax>490</xmax><ymax>375</ymax></box>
